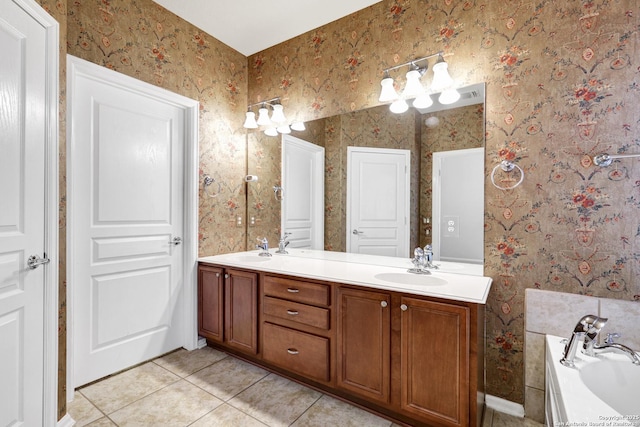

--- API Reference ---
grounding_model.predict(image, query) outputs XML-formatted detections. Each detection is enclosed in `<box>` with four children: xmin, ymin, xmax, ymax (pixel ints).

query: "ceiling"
<box><xmin>152</xmin><ymin>0</ymin><xmax>382</xmax><ymax>56</ymax></box>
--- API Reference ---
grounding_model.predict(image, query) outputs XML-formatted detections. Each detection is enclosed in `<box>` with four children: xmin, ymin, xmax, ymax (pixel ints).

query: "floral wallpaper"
<box><xmin>248</xmin><ymin>0</ymin><xmax>640</xmax><ymax>410</ymax></box>
<box><xmin>34</xmin><ymin>0</ymin><xmax>639</xmax><ymax>420</ymax></box>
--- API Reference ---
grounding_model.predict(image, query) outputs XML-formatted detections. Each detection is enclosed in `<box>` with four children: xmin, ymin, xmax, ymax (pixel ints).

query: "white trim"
<box><xmin>485</xmin><ymin>394</ymin><xmax>526</xmax><ymax>418</ymax></box>
<box><xmin>66</xmin><ymin>55</ymin><xmax>199</xmax><ymax>402</ymax></box>
<box><xmin>13</xmin><ymin>0</ymin><xmax>60</xmax><ymax>424</ymax></box>
<box><xmin>56</xmin><ymin>414</ymin><xmax>76</xmax><ymax>427</ymax></box>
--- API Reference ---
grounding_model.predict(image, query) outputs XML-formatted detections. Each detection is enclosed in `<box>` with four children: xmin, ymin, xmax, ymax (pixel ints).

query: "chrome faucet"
<box><xmin>408</xmin><ymin>245</ymin><xmax>439</xmax><ymax>274</ymax></box>
<box><xmin>560</xmin><ymin>314</ymin><xmax>607</xmax><ymax>368</ymax></box>
<box><xmin>256</xmin><ymin>237</ymin><xmax>272</xmax><ymax>257</ymax></box>
<box><xmin>585</xmin><ymin>332</ymin><xmax>640</xmax><ymax>365</ymax></box>
<box><xmin>276</xmin><ymin>232</ymin><xmax>291</xmax><ymax>254</ymax></box>
<box><xmin>423</xmin><ymin>244</ymin><xmax>439</xmax><ymax>269</ymax></box>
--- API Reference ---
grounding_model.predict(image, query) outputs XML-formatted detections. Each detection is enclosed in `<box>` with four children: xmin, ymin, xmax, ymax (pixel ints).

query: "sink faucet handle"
<box><xmin>604</xmin><ymin>332</ymin><xmax>621</xmax><ymax>344</ymax></box>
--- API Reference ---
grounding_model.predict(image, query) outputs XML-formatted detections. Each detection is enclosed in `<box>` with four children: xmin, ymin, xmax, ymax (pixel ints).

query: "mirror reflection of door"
<box><xmin>432</xmin><ymin>147</ymin><xmax>484</xmax><ymax>264</ymax></box>
<box><xmin>347</xmin><ymin>147</ymin><xmax>410</xmax><ymax>258</ymax></box>
<box><xmin>281</xmin><ymin>135</ymin><xmax>325</xmax><ymax>249</ymax></box>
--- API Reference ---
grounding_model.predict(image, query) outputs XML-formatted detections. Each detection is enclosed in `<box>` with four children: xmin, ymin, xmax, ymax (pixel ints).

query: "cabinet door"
<box><xmin>336</xmin><ymin>287</ymin><xmax>391</xmax><ymax>403</ymax></box>
<box><xmin>225</xmin><ymin>269</ymin><xmax>258</xmax><ymax>354</ymax></box>
<box><xmin>198</xmin><ymin>265</ymin><xmax>224</xmax><ymax>343</ymax></box>
<box><xmin>400</xmin><ymin>297</ymin><xmax>470</xmax><ymax>426</ymax></box>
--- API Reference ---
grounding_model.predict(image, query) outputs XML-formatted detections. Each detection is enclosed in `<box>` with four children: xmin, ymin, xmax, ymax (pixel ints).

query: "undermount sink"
<box><xmin>374</xmin><ymin>272</ymin><xmax>447</xmax><ymax>286</ymax></box>
<box><xmin>230</xmin><ymin>255</ymin><xmax>272</xmax><ymax>263</ymax></box>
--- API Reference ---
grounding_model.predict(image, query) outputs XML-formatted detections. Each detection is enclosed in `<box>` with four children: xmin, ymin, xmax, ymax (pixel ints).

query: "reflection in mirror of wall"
<box><xmin>246</xmin><ymin>83</ymin><xmax>485</xmax><ymax>267</ymax></box>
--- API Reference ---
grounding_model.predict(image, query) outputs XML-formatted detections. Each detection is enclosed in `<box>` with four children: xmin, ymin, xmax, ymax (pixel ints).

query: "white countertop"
<box><xmin>198</xmin><ymin>249</ymin><xmax>492</xmax><ymax>304</ymax></box>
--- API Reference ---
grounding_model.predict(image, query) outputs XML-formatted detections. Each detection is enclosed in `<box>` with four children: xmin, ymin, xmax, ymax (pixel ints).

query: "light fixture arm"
<box><xmin>381</xmin><ymin>51</ymin><xmax>443</xmax><ymax>75</ymax></box>
<box><xmin>246</xmin><ymin>96</ymin><xmax>281</xmax><ymax>110</ymax></box>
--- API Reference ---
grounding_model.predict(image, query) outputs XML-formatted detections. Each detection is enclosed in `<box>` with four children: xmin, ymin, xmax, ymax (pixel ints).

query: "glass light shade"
<box><xmin>389</xmin><ymin>99</ymin><xmax>409</xmax><ymax>114</ymax></box>
<box><xmin>271</xmin><ymin>104</ymin><xmax>286</xmax><ymax>124</ymax></box>
<box><xmin>438</xmin><ymin>88</ymin><xmax>461</xmax><ymax>105</ymax></box>
<box><xmin>257</xmin><ymin>107</ymin><xmax>272</xmax><ymax>126</ymax></box>
<box><xmin>264</xmin><ymin>127</ymin><xmax>278</xmax><ymax>136</ymax></box>
<box><xmin>431</xmin><ymin>61</ymin><xmax>454</xmax><ymax>92</ymax></box>
<box><xmin>277</xmin><ymin>124</ymin><xmax>291</xmax><ymax>134</ymax></box>
<box><xmin>291</xmin><ymin>121</ymin><xmax>306</xmax><ymax>131</ymax></box>
<box><xmin>243</xmin><ymin>111</ymin><xmax>258</xmax><ymax>129</ymax></box>
<box><xmin>412</xmin><ymin>93</ymin><xmax>433</xmax><ymax>109</ymax></box>
<box><xmin>401</xmin><ymin>69</ymin><xmax>425</xmax><ymax>99</ymax></box>
<box><xmin>379</xmin><ymin>77</ymin><xmax>399</xmax><ymax>102</ymax></box>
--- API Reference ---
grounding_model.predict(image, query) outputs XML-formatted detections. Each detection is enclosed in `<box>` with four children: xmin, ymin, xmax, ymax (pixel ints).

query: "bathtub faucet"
<box><xmin>560</xmin><ymin>314</ymin><xmax>608</xmax><ymax>368</ymax></box>
<box><xmin>584</xmin><ymin>332</ymin><xmax>640</xmax><ymax>365</ymax></box>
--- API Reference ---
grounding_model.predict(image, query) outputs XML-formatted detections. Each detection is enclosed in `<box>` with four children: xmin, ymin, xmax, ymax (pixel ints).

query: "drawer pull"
<box><xmin>286</xmin><ymin>310</ymin><xmax>299</xmax><ymax>316</ymax></box>
<box><xmin>287</xmin><ymin>348</ymin><xmax>299</xmax><ymax>355</ymax></box>
<box><xmin>287</xmin><ymin>288</ymin><xmax>300</xmax><ymax>293</ymax></box>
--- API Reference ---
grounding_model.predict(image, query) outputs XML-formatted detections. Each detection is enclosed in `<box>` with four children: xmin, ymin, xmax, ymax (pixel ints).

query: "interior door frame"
<box><xmin>345</xmin><ymin>146</ymin><xmax>410</xmax><ymax>256</ymax></box>
<box><xmin>15</xmin><ymin>0</ymin><xmax>61</xmax><ymax>423</ymax></box>
<box><xmin>65</xmin><ymin>55</ymin><xmax>199</xmax><ymax>402</ymax></box>
<box><xmin>281</xmin><ymin>134</ymin><xmax>325</xmax><ymax>249</ymax></box>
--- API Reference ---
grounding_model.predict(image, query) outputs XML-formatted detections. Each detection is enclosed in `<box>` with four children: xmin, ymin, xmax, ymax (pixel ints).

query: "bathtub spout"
<box><xmin>560</xmin><ymin>314</ymin><xmax>607</xmax><ymax>368</ymax></box>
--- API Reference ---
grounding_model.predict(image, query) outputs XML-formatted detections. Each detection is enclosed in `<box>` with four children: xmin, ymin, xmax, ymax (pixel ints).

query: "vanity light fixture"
<box><xmin>243</xmin><ymin>97</ymin><xmax>304</xmax><ymax>136</ymax></box>
<box><xmin>379</xmin><ymin>52</ymin><xmax>460</xmax><ymax>113</ymax></box>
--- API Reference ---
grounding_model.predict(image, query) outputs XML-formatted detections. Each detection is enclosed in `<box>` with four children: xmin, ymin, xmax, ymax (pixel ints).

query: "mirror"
<box><xmin>246</xmin><ymin>83</ymin><xmax>485</xmax><ymax>267</ymax></box>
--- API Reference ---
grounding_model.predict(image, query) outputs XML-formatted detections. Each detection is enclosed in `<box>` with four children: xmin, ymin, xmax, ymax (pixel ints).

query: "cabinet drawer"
<box><xmin>264</xmin><ymin>276</ymin><xmax>330</xmax><ymax>306</ymax></box>
<box><xmin>262</xmin><ymin>322</ymin><xmax>330</xmax><ymax>382</ymax></box>
<box><xmin>263</xmin><ymin>296</ymin><xmax>330</xmax><ymax>330</ymax></box>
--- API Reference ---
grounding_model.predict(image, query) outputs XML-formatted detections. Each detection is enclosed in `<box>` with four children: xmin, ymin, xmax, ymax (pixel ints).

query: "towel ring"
<box><xmin>491</xmin><ymin>160</ymin><xmax>524</xmax><ymax>190</ymax></box>
<box><xmin>273</xmin><ymin>185</ymin><xmax>284</xmax><ymax>201</ymax></box>
<box><xmin>203</xmin><ymin>175</ymin><xmax>222</xmax><ymax>198</ymax></box>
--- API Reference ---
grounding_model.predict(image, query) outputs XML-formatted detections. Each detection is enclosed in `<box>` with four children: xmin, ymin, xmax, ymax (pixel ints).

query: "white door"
<box><xmin>347</xmin><ymin>147</ymin><xmax>410</xmax><ymax>258</ymax></box>
<box><xmin>281</xmin><ymin>135</ymin><xmax>325</xmax><ymax>249</ymax></box>
<box><xmin>432</xmin><ymin>148</ymin><xmax>484</xmax><ymax>264</ymax></box>
<box><xmin>68</xmin><ymin>56</ymin><xmax>197</xmax><ymax>387</ymax></box>
<box><xmin>0</xmin><ymin>0</ymin><xmax>58</xmax><ymax>425</ymax></box>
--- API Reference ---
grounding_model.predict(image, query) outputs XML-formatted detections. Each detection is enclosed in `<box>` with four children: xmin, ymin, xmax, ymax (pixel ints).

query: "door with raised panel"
<box><xmin>69</xmin><ymin>56</ymin><xmax>189</xmax><ymax>387</ymax></box>
<box><xmin>336</xmin><ymin>287</ymin><xmax>391</xmax><ymax>403</ymax></box>
<box><xmin>400</xmin><ymin>297</ymin><xmax>470</xmax><ymax>426</ymax></box>
<box><xmin>0</xmin><ymin>1</ymin><xmax>57</xmax><ymax>424</ymax></box>
<box><xmin>347</xmin><ymin>147</ymin><xmax>410</xmax><ymax>257</ymax></box>
<box><xmin>224</xmin><ymin>269</ymin><xmax>258</xmax><ymax>354</ymax></box>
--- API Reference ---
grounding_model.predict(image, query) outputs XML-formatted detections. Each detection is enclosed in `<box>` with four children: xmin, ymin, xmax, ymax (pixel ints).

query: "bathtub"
<box><xmin>546</xmin><ymin>334</ymin><xmax>640</xmax><ymax>426</ymax></box>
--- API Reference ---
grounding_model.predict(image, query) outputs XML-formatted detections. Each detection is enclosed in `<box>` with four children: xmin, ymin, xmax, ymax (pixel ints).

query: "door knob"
<box><xmin>352</xmin><ymin>229</ymin><xmax>364</xmax><ymax>235</ymax></box>
<box><xmin>170</xmin><ymin>237</ymin><xmax>182</xmax><ymax>245</ymax></box>
<box><xmin>27</xmin><ymin>254</ymin><xmax>50</xmax><ymax>270</ymax></box>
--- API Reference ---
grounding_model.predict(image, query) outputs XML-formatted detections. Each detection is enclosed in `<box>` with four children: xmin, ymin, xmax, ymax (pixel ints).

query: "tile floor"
<box><xmin>67</xmin><ymin>347</ymin><xmax>543</xmax><ymax>427</ymax></box>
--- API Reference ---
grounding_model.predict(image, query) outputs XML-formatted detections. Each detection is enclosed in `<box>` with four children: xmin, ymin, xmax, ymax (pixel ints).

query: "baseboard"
<box><xmin>485</xmin><ymin>394</ymin><xmax>525</xmax><ymax>418</ymax></box>
<box><xmin>197</xmin><ymin>336</ymin><xmax>207</xmax><ymax>349</ymax></box>
<box><xmin>57</xmin><ymin>413</ymin><xmax>76</xmax><ymax>427</ymax></box>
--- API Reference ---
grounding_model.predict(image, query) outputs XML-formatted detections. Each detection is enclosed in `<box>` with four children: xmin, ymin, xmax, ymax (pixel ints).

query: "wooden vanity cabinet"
<box><xmin>198</xmin><ymin>265</ymin><xmax>224</xmax><ymax>343</ymax></box>
<box><xmin>336</xmin><ymin>286</ymin><xmax>480</xmax><ymax>427</ymax></box>
<box><xmin>336</xmin><ymin>287</ymin><xmax>391</xmax><ymax>403</ymax></box>
<box><xmin>198</xmin><ymin>262</ymin><xmax>484</xmax><ymax>427</ymax></box>
<box><xmin>399</xmin><ymin>296</ymin><xmax>471</xmax><ymax>427</ymax></box>
<box><xmin>197</xmin><ymin>264</ymin><xmax>258</xmax><ymax>355</ymax></box>
<box><xmin>260</xmin><ymin>275</ymin><xmax>332</xmax><ymax>383</ymax></box>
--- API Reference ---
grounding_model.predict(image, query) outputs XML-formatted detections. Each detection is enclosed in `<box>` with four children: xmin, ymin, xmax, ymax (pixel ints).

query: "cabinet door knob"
<box><xmin>380</xmin><ymin>301</ymin><xmax>388</xmax><ymax>308</ymax></box>
<box><xmin>224</xmin><ymin>274</ymin><xmax>229</xmax><ymax>279</ymax></box>
<box><xmin>215</xmin><ymin>273</ymin><xmax>220</xmax><ymax>278</ymax></box>
<box><xmin>286</xmin><ymin>310</ymin><xmax>299</xmax><ymax>316</ymax></box>
<box><xmin>287</xmin><ymin>288</ymin><xmax>300</xmax><ymax>293</ymax></box>
<box><xmin>287</xmin><ymin>348</ymin><xmax>299</xmax><ymax>355</ymax></box>
<box><xmin>400</xmin><ymin>304</ymin><xmax>408</xmax><ymax>311</ymax></box>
